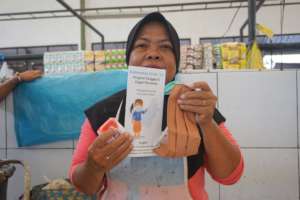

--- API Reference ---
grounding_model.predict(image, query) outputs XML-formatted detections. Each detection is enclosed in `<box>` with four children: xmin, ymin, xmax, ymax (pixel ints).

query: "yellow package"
<box><xmin>221</xmin><ymin>42</ymin><xmax>247</xmax><ymax>69</ymax></box>
<box><xmin>246</xmin><ymin>41</ymin><xmax>264</xmax><ymax>70</ymax></box>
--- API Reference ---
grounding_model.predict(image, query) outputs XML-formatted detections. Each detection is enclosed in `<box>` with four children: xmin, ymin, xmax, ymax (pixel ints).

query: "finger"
<box><xmin>94</xmin><ymin>128</ymin><xmax>119</xmax><ymax>146</ymax></box>
<box><xmin>178</xmin><ymin>98</ymin><xmax>214</xmax><ymax>107</ymax></box>
<box><xmin>179</xmin><ymin>104</ymin><xmax>211</xmax><ymax>114</ymax></box>
<box><xmin>89</xmin><ymin>134</ymin><xmax>131</xmax><ymax>169</ymax></box>
<box><xmin>87</xmin><ymin>145</ymin><xmax>108</xmax><ymax>170</ymax></box>
<box><xmin>32</xmin><ymin>71</ymin><xmax>42</xmax><ymax>77</ymax></box>
<box><xmin>109</xmin><ymin>136</ymin><xmax>133</xmax><ymax>161</ymax></box>
<box><xmin>179</xmin><ymin>90</ymin><xmax>216</xmax><ymax>100</ymax></box>
<box><xmin>109</xmin><ymin>143</ymin><xmax>133</xmax><ymax>168</ymax></box>
<box><xmin>35</xmin><ymin>69</ymin><xmax>42</xmax><ymax>73</ymax></box>
<box><xmin>34</xmin><ymin>70</ymin><xmax>43</xmax><ymax>76</ymax></box>
<box><xmin>101</xmin><ymin>133</ymin><xmax>132</xmax><ymax>156</ymax></box>
<box><xmin>189</xmin><ymin>82</ymin><xmax>211</xmax><ymax>92</ymax></box>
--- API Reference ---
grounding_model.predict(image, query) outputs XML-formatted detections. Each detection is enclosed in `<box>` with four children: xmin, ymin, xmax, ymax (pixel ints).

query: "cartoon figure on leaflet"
<box><xmin>130</xmin><ymin>99</ymin><xmax>147</xmax><ymax>138</ymax></box>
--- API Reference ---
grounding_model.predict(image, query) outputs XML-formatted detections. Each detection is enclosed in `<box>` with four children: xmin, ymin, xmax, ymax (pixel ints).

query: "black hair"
<box><xmin>125</xmin><ymin>12</ymin><xmax>180</xmax><ymax>73</ymax></box>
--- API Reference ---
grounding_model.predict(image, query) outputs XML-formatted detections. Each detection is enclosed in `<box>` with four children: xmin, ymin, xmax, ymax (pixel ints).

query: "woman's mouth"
<box><xmin>143</xmin><ymin>64</ymin><xmax>164</xmax><ymax>69</ymax></box>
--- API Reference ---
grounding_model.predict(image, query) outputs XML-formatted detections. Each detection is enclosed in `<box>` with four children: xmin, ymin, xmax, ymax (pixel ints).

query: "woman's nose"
<box><xmin>146</xmin><ymin>54</ymin><xmax>160</xmax><ymax>60</ymax></box>
<box><xmin>146</xmin><ymin>48</ymin><xmax>161</xmax><ymax>60</ymax></box>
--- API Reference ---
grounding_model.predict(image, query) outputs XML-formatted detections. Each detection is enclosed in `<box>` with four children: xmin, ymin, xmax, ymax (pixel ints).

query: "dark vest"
<box><xmin>85</xmin><ymin>89</ymin><xmax>226</xmax><ymax>179</ymax></box>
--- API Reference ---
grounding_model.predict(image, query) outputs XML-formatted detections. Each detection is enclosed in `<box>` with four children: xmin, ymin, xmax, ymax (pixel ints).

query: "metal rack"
<box><xmin>1</xmin><ymin>0</ymin><xmax>299</xmax><ymax>63</ymax></box>
<box><xmin>0</xmin><ymin>0</ymin><xmax>298</xmax><ymax>21</ymax></box>
<box><xmin>55</xmin><ymin>0</ymin><xmax>104</xmax><ymax>49</ymax></box>
<box><xmin>0</xmin><ymin>0</ymin><xmax>105</xmax><ymax>53</ymax></box>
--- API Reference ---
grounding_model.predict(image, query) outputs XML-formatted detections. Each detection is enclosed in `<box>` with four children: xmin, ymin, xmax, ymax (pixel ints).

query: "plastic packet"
<box><xmin>97</xmin><ymin>117</ymin><xmax>125</xmax><ymax>143</ymax></box>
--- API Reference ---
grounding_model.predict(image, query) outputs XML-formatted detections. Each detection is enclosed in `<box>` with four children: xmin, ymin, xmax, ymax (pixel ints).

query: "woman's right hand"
<box><xmin>86</xmin><ymin>129</ymin><xmax>133</xmax><ymax>173</ymax></box>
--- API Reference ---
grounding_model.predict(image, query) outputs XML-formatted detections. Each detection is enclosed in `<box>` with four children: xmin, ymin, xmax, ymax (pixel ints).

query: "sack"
<box><xmin>0</xmin><ymin>160</ymin><xmax>30</xmax><ymax>200</ymax></box>
<box><xmin>13</xmin><ymin>70</ymin><xmax>127</xmax><ymax>147</ymax></box>
<box><xmin>0</xmin><ymin>161</ymin><xmax>15</xmax><ymax>200</ymax></box>
<box><xmin>30</xmin><ymin>179</ymin><xmax>97</xmax><ymax>200</ymax></box>
<box><xmin>0</xmin><ymin>161</ymin><xmax>15</xmax><ymax>184</ymax></box>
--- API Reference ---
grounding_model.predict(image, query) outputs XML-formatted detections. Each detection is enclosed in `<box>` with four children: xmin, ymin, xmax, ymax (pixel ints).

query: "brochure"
<box><xmin>125</xmin><ymin>66</ymin><xmax>166</xmax><ymax>157</ymax></box>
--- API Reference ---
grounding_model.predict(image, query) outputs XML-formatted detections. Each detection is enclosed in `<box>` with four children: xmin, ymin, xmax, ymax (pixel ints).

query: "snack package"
<box><xmin>84</xmin><ymin>51</ymin><xmax>95</xmax><ymax>72</ymax></box>
<box><xmin>213</xmin><ymin>44</ymin><xmax>222</xmax><ymax>69</ymax></box>
<box><xmin>203</xmin><ymin>43</ymin><xmax>213</xmax><ymax>70</ymax></box>
<box><xmin>97</xmin><ymin>118</ymin><xmax>125</xmax><ymax>143</ymax></box>
<box><xmin>221</xmin><ymin>42</ymin><xmax>247</xmax><ymax>69</ymax></box>
<box><xmin>179</xmin><ymin>45</ymin><xmax>204</xmax><ymax>71</ymax></box>
<box><xmin>94</xmin><ymin>51</ymin><xmax>106</xmax><ymax>71</ymax></box>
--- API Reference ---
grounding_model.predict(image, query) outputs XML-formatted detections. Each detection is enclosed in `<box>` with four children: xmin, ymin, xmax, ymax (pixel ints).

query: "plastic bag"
<box><xmin>246</xmin><ymin>40</ymin><xmax>265</xmax><ymax>70</ymax></box>
<box><xmin>29</xmin><ymin>179</ymin><xmax>97</xmax><ymax>200</ymax></box>
<box><xmin>13</xmin><ymin>70</ymin><xmax>127</xmax><ymax>147</ymax></box>
<box><xmin>0</xmin><ymin>62</ymin><xmax>14</xmax><ymax>83</ymax></box>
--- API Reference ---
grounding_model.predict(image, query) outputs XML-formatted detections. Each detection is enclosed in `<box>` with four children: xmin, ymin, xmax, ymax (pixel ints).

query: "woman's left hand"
<box><xmin>177</xmin><ymin>82</ymin><xmax>217</xmax><ymax>126</ymax></box>
<box><xmin>19</xmin><ymin>70</ymin><xmax>43</xmax><ymax>82</ymax></box>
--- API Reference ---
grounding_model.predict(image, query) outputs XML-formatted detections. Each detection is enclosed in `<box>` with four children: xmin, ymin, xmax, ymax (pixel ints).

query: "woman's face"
<box><xmin>129</xmin><ymin>22</ymin><xmax>176</xmax><ymax>83</ymax></box>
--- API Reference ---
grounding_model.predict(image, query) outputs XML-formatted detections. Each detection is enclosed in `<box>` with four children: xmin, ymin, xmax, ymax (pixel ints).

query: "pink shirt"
<box><xmin>70</xmin><ymin>120</ymin><xmax>244</xmax><ymax>200</ymax></box>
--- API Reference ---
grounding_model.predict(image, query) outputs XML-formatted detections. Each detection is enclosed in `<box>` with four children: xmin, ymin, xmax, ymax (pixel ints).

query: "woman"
<box><xmin>70</xmin><ymin>12</ymin><xmax>244</xmax><ymax>200</ymax></box>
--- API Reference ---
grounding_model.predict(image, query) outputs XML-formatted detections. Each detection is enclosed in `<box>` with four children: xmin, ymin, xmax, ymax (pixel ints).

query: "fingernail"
<box><xmin>180</xmin><ymin>94</ymin><xmax>185</xmax><ymax>99</ymax></box>
<box><xmin>177</xmin><ymin>99</ymin><xmax>183</xmax><ymax>104</ymax></box>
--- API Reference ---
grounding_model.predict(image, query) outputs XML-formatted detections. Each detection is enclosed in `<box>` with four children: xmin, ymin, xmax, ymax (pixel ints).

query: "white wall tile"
<box><xmin>218</xmin><ymin>71</ymin><xmax>297</xmax><ymax>147</ymax></box>
<box><xmin>176</xmin><ymin>73</ymin><xmax>218</xmax><ymax>95</ymax></box>
<box><xmin>6</xmin><ymin>94</ymin><xmax>73</xmax><ymax>148</ymax></box>
<box><xmin>220</xmin><ymin>149</ymin><xmax>299</xmax><ymax>200</ymax></box>
<box><xmin>0</xmin><ymin>149</ymin><xmax>5</xmax><ymax>159</ymax></box>
<box><xmin>298</xmin><ymin>71</ymin><xmax>300</xmax><ymax>148</ymax></box>
<box><xmin>0</xmin><ymin>100</ymin><xmax>6</xmax><ymax>148</ymax></box>
<box><xmin>206</xmin><ymin>173</ymin><xmax>219</xmax><ymax>200</ymax></box>
<box><xmin>6</xmin><ymin>149</ymin><xmax>73</xmax><ymax>200</ymax></box>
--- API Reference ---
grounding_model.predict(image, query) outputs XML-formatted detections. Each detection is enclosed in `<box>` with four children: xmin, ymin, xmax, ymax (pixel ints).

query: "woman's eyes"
<box><xmin>135</xmin><ymin>43</ymin><xmax>148</xmax><ymax>48</ymax></box>
<box><xmin>134</xmin><ymin>43</ymin><xmax>173</xmax><ymax>50</ymax></box>
<box><xmin>160</xmin><ymin>44</ymin><xmax>173</xmax><ymax>50</ymax></box>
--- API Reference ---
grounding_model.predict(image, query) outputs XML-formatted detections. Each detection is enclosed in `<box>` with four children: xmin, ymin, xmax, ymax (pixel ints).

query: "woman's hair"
<box><xmin>125</xmin><ymin>12</ymin><xmax>181</xmax><ymax>73</ymax></box>
<box><xmin>134</xmin><ymin>99</ymin><xmax>143</xmax><ymax>106</ymax></box>
<box><xmin>130</xmin><ymin>99</ymin><xmax>144</xmax><ymax>113</ymax></box>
